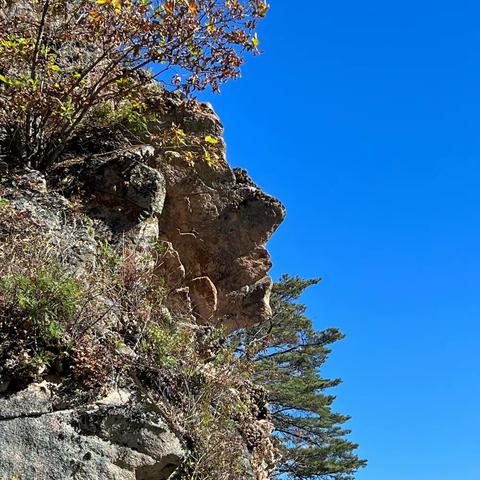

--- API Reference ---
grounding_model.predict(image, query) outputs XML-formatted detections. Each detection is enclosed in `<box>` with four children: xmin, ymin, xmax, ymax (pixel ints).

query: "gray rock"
<box><xmin>1</xmin><ymin>170</ymin><xmax>97</xmax><ymax>270</ymax></box>
<box><xmin>85</xmin><ymin>146</ymin><xmax>166</xmax><ymax>216</ymax></box>
<box><xmin>0</xmin><ymin>382</ymin><xmax>53</xmax><ymax>420</ymax></box>
<box><xmin>0</xmin><ymin>384</ymin><xmax>185</xmax><ymax>480</ymax></box>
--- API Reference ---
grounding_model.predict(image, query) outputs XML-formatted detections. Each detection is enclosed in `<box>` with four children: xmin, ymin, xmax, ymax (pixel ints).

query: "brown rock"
<box><xmin>188</xmin><ymin>276</ymin><xmax>218</xmax><ymax>321</ymax></box>
<box><xmin>156</xmin><ymin>159</ymin><xmax>285</xmax><ymax>331</ymax></box>
<box><xmin>150</xmin><ymin>102</ymin><xmax>285</xmax><ymax>331</ymax></box>
<box><xmin>153</xmin><ymin>241</ymin><xmax>186</xmax><ymax>286</ymax></box>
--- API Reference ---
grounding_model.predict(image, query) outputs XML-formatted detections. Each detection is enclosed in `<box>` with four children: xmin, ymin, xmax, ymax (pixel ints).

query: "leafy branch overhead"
<box><xmin>0</xmin><ymin>0</ymin><xmax>268</xmax><ymax>166</ymax></box>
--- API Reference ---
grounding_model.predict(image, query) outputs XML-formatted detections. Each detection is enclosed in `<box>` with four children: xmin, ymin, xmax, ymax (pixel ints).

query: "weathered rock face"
<box><xmin>0</xmin><ymin>169</ymin><xmax>97</xmax><ymax>270</ymax></box>
<box><xmin>0</xmin><ymin>383</ymin><xmax>184</xmax><ymax>480</ymax></box>
<box><xmin>153</xmin><ymin>102</ymin><xmax>285</xmax><ymax>330</ymax></box>
<box><xmin>49</xmin><ymin>98</ymin><xmax>285</xmax><ymax>331</ymax></box>
<box><xmin>156</xmin><ymin>160</ymin><xmax>285</xmax><ymax>330</ymax></box>
<box><xmin>0</xmin><ymin>96</ymin><xmax>283</xmax><ymax>479</ymax></box>
<box><xmin>51</xmin><ymin>145</ymin><xmax>166</xmax><ymax>236</ymax></box>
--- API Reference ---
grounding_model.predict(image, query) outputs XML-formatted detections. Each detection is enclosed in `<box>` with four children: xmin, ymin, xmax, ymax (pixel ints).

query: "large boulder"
<box><xmin>0</xmin><ymin>383</ymin><xmax>185</xmax><ymax>480</ymax></box>
<box><xmin>154</xmin><ymin>102</ymin><xmax>285</xmax><ymax>331</ymax></box>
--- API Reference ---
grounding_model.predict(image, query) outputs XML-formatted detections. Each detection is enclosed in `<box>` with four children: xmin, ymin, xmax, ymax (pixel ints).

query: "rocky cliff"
<box><xmin>0</xmin><ymin>93</ymin><xmax>284</xmax><ymax>479</ymax></box>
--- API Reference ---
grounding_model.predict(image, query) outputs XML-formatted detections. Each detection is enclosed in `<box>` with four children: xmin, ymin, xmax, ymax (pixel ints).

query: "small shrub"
<box><xmin>142</xmin><ymin>324</ymin><xmax>193</xmax><ymax>368</ymax></box>
<box><xmin>87</xmin><ymin>100</ymin><xmax>157</xmax><ymax>138</ymax></box>
<box><xmin>0</xmin><ymin>264</ymin><xmax>82</xmax><ymax>380</ymax></box>
<box><xmin>1</xmin><ymin>267</ymin><xmax>81</xmax><ymax>328</ymax></box>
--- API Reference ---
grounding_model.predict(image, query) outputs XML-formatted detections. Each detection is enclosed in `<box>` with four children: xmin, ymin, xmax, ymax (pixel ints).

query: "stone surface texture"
<box><xmin>0</xmin><ymin>383</ymin><xmax>184</xmax><ymax>480</ymax></box>
<box><xmin>153</xmin><ymin>101</ymin><xmax>285</xmax><ymax>331</ymax></box>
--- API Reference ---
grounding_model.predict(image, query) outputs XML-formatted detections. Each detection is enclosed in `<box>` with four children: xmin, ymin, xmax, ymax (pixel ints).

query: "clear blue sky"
<box><xmin>202</xmin><ymin>1</ymin><xmax>480</xmax><ymax>479</ymax></box>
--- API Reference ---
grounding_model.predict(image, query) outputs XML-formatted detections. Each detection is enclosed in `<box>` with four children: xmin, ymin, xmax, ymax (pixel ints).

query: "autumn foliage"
<box><xmin>0</xmin><ymin>0</ymin><xmax>267</xmax><ymax>167</ymax></box>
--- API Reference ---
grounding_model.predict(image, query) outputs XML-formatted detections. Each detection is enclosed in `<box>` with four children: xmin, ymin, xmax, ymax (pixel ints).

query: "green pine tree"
<box><xmin>242</xmin><ymin>275</ymin><xmax>367</xmax><ymax>479</ymax></box>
